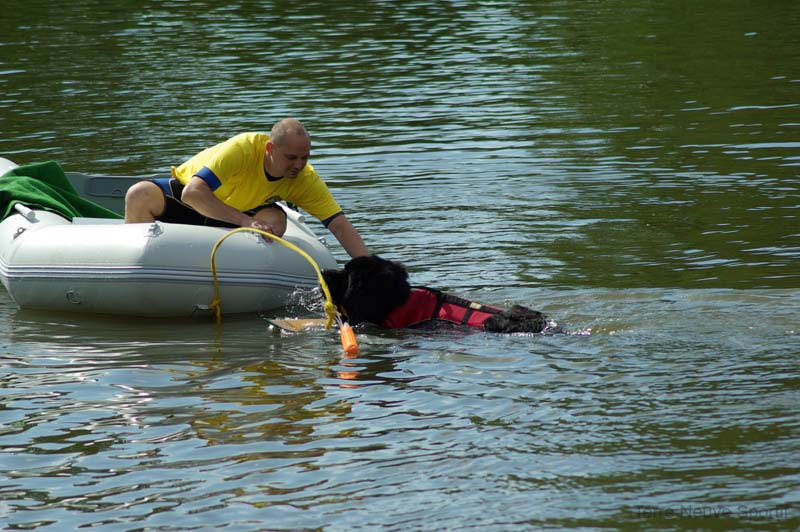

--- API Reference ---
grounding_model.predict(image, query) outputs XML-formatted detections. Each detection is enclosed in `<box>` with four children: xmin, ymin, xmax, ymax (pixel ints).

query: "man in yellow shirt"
<box><xmin>125</xmin><ymin>118</ymin><xmax>368</xmax><ymax>258</ymax></box>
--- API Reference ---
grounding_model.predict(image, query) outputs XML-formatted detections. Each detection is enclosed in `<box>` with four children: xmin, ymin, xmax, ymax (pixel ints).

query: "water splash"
<box><xmin>284</xmin><ymin>286</ymin><xmax>327</xmax><ymax>316</ymax></box>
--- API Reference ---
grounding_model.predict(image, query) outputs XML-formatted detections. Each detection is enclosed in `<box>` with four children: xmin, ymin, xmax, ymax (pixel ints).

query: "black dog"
<box><xmin>322</xmin><ymin>255</ymin><xmax>549</xmax><ymax>333</ymax></box>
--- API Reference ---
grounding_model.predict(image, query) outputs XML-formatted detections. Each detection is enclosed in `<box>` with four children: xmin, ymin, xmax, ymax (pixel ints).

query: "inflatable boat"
<box><xmin>0</xmin><ymin>157</ymin><xmax>337</xmax><ymax>318</ymax></box>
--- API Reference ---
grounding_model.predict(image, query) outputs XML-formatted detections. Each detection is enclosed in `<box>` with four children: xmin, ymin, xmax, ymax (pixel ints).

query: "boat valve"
<box><xmin>147</xmin><ymin>222</ymin><xmax>164</xmax><ymax>237</ymax></box>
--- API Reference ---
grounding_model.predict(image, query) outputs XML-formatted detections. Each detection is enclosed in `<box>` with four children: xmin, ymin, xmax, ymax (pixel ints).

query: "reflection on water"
<box><xmin>1</xmin><ymin>0</ymin><xmax>799</xmax><ymax>530</ymax></box>
<box><xmin>3</xmin><ymin>288</ymin><xmax>798</xmax><ymax>529</ymax></box>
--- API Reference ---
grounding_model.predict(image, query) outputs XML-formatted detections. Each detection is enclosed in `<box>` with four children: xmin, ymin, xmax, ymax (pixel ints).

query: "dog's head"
<box><xmin>322</xmin><ymin>255</ymin><xmax>411</xmax><ymax>325</ymax></box>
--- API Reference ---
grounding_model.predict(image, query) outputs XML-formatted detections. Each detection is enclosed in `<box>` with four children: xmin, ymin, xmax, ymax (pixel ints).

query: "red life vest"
<box><xmin>381</xmin><ymin>287</ymin><xmax>504</xmax><ymax>329</ymax></box>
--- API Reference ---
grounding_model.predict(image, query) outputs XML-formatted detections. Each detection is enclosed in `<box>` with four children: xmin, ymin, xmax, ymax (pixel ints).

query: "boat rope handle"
<box><xmin>209</xmin><ymin>227</ymin><xmax>339</xmax><ymax>331</ymax></box>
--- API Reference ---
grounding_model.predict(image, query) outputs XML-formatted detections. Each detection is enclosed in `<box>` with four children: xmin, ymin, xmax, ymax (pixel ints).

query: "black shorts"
<box><xmin>152</xmin><ymin>177</ymin><xmax>287</xmax><ymax>228</ymax></box>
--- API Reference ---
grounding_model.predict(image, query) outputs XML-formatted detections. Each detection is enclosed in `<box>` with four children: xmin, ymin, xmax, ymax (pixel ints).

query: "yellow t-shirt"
<box><xmin>171</xmin><ymin>132</ymin><xmax>342</xmax><ymax>223</ymax></box>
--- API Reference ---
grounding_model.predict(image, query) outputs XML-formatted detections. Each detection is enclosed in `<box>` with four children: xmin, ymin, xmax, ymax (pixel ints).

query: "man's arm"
<box><xmin>181</xmin><ymin>177</ymin><xmax>275</xmax><ymax>233</ymax></box>
<box><xmin>327</xmin><ymin>215</ymin><xmax>369</xmax><ymax>258</ymax></box>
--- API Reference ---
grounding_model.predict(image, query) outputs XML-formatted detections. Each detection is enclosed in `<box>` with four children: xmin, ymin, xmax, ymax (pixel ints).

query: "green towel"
<box><xmin>0</xmin><ymin>161</ymin><xmax>122</xmax><ymax>221</ymax></box>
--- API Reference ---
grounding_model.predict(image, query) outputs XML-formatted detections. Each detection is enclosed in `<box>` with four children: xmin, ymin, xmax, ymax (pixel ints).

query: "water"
<box><xmin>1</xmin><ymin>1</ymin><xmax>799</xmax><ymax>530</ymax></box>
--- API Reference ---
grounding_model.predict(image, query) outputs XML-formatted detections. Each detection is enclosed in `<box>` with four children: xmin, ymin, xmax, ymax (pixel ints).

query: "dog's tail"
<box><xmin>483</xmin><ymin>305</ymin><xmax>548</xmax><ymax>333</ymax></box>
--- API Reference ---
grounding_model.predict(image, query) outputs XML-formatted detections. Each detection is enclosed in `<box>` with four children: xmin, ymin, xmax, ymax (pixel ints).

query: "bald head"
<box><xmin>265</xmin><ymin>118</ymin><xmax>312</xmax><ymax>179</ymax></box>
<box><xmin>270</xmin><ymin>118</ymin><xmax>309</xmax><ymax>148</ymax></box>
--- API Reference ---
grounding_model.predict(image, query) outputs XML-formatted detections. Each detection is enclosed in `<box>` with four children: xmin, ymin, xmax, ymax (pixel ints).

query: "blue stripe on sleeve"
<box><xmin>321</xmin><ymin>211</ymin><xmax>344</xmax><ymax>228</ymax></box>
<box><xmin>194</xmin><ymin>166</ymin><xmax>222</xmax><ymax>191</ymax></box>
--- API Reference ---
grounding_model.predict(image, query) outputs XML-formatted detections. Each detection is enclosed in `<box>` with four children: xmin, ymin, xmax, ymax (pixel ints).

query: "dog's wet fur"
<box><xmin>322</xmin><ymin>255</ymin><xmax>411</xmax><ymax>327</ymax></box>
<box><xmin>322</xmin><ymin>255</ymin><xmax>549</xmax><ymax>333</ymax></box>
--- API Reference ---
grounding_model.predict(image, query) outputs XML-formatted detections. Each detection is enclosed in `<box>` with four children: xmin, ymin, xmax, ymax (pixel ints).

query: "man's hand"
<box><xmin>248</xmin><ymin>218</ymin><xmax>276</xmax><ymax>242</ymax></box>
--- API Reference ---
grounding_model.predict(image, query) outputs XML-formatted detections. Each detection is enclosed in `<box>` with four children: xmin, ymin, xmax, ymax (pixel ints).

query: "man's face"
<box><xmin>270</xmin><ymin>134</ymin><xmax>310</xmax><ymax>178</ymax></box>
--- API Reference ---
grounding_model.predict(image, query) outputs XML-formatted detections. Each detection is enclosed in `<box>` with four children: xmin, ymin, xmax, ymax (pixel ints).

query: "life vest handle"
<box><xmin>410</xmin><ymin>285</ymin><xmax>504</xmax><ymax>326</ymax></box>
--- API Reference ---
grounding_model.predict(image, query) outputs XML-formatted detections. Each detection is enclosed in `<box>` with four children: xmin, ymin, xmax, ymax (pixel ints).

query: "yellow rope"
<box><xmin>209</xmin><ymin>227</ymin><xmax>338</xmax><ymax>329</ymax></box>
